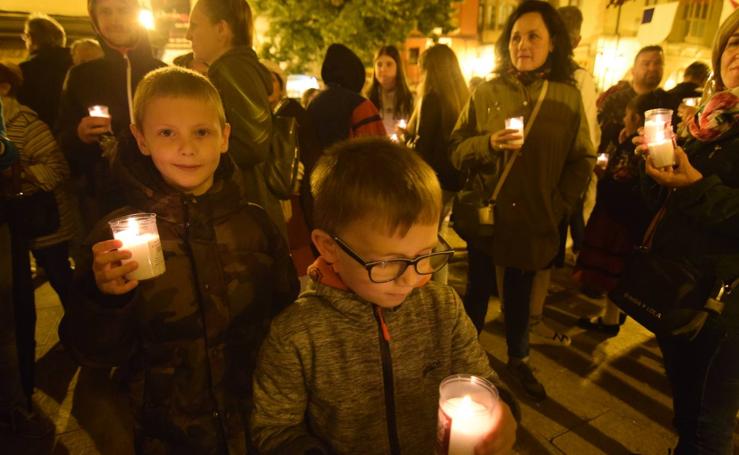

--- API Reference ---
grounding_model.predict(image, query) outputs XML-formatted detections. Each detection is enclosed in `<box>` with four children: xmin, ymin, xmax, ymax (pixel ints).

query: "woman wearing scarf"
<box><xmin>450</xmin><ymin>0</ymin><xmax>594</xmax><ymax>401</ymax></box>
<box><xmin>634</xmin><ymin>9</ymin><xmax>739</xmax><ymax>453</ymax></box>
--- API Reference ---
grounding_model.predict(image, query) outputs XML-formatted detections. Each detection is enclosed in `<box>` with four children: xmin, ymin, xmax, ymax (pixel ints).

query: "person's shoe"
<box><xmin>508</xmin><ymin>359</ymin><xmax>547</xmax><ymax>402</ymax></box>
<box><xmin>577</xmin><ymin>316</ymin><xmax>620</xmax><ymax>336</ymax></box>
<box><xmin>0</xmin><ymin>405</ymin><xmax>55</xmax><ymax>439</ymax></box>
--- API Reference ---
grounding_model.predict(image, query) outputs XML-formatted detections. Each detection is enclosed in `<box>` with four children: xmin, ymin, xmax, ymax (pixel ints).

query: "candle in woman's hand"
<box><xmin>644</xmin><ymin>108</ymin><xmax>675</xmax><ymax>168</ymax></box>
<box><xmin>109</xmin><ymin>213</ymin><xmax>166</xmax><ymax>281</ymax></box>
<box><xmin>88</xmin><ymin>105</ymin><xmax>111</xmax><ymax>118</ymax></box>
<box><xmin>505</xmin><ymin>116</ymin><xmax>524</xmax><ymax>146</ymax></box>
<box><xmin>437</xmin><ymin>375</ymin><xmax>498</xmax><ymax>455</ymax></box>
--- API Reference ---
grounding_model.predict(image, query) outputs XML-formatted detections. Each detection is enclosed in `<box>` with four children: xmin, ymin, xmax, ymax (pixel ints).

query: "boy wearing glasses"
<box><xmin>251</xmin><ymin>138</ymin><xmax>518</xmax><ymax>454</ymax></box>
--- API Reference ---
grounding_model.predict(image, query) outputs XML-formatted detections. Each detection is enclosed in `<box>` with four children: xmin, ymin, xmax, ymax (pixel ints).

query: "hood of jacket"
<box><xmin>321</xmin><ymin>44</ymin><xmax>365</xmax><ymax>94</ymax></box>
<box><xmin>111</xmin><ymin>132</ymin><xmax>246</xmax><ymax>225</ymax></box>
<box><xmin>87</xmin><ymin>0</ymin><xmax>156</xmax><ymax>63</ymax></box>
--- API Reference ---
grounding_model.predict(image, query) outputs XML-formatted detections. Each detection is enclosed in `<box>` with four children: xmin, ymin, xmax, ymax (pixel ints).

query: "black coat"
<box><xmin>55</xmin><ymin>35</ymin><xmax>165</xmax><ymax>219</ymax></box>
<box><xmin>18</xmin><ymin>46</ymin><xmax>73</xmax><ymax>128</ymax></box>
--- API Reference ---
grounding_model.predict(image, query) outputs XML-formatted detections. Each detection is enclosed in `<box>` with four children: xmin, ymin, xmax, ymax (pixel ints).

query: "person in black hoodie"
<box><xmin>18</xmin><ymin>13</ymin><xmax>73</xmax><ymax>129</ymax></box>
<box><xmin>56</xmin><ymin>0</ymin><xmax>165</xmax><ymax>237</ymax></box>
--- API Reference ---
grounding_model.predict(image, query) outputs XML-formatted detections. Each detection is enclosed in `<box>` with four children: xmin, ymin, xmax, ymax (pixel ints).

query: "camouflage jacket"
<box><xmin>60</xmin><ymin>139</ymin><xmax>299</xmax><ymax>454</ymax></box>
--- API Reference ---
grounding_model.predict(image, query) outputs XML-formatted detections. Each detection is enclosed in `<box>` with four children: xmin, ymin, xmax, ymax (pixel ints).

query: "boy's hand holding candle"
<box><xmin>92</xmin><ymin>239</ymin><xmax>140</xmax><ymax>295</ymax></box>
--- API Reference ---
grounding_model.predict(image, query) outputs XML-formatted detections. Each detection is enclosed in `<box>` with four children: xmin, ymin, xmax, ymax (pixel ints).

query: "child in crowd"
<box><xmin>60</xmin><ymin>67</ymin><xmax>298</xmax><ymax>453</ymax></box>
<box><xmin>251</xmin><ymin>138</ymin><xmax>518</xmax><ymax>454</ymax></box>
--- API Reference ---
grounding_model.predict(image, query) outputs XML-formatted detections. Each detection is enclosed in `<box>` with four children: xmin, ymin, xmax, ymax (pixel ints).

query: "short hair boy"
<box><xmin>251</xmin><ymin>138</ymin><xmax>518</xmax><ymax>454</ymax></box>
<box><xmin>60</xmin><ymin>66</ymin><xmax>298</xmax><ymax>453</ymax></box>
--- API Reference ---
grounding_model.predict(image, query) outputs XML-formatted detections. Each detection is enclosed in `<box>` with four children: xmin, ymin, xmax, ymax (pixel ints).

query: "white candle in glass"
<box><xmin>390</xmin><ymin>133</ymin><xmax>399</xmax><ymax>143</ymax></box>
<box><xmin>596</xmin><ymin>152</ymin><xmax>609</xmax><ymax>168</ymax></box>
<box><xmin>88</xmin><ymin>105</ymin><xmax>111</xmax><ymax>118</ymax></box>
<box><xmin>682</xmin><ymin>97</ymin><xmax>700</xmax><ymax>107</ymax></box>
<box><xmin>109</xmin><ymin>214</ymin><xmax>166</xmax><ymax>281</ymax></box>
<box><xmin>397</xmin><ymin>118</ymin><xmax>407</xmax><ymax>130</ymax></box>
<box><xmin>444</xmin><ymin>396</ymin><xmax>494</xmax><ymax>455</ymax></box>
<box><xmin>644</xmin><ymin>108</ymin><xmax>675</xmax><ymax>168</ymax></box>
<box><xmin>437</xmin><ymin>375</ymin><xmax>498</xmax><ymax>455</ymax></box>
<box><xmin>505</xmin><ymin>116</ymin><xmax>524</xmax><ymax>146</ymax></box>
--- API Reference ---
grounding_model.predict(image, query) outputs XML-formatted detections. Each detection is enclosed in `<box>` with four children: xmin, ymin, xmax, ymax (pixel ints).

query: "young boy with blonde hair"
<box><xmin>251</xmin><ymin>137</ymin><xmax>518</xmax><ymax>454</ymax></box>
<box><xmin>60</xmin><ymin>66</ymin><xmax>298</xmax><ymax>453</ymax></box>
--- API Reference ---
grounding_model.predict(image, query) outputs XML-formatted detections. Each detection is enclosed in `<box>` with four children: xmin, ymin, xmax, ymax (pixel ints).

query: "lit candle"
<box><xmin>643</xmin><ymin>108</ymin><xmax>675</xmax><ymax>168</ymax></box>
<box><xmin>397</xmin><ymin>118</ymin><xmax>407</xmax><ymax>130</ymax></box>
<box><xmin>504</xmin><ymin>116</ymin><xmax>524</xmax><ymax>146</ymax></box>
<box><xmin>596</xmin><ymin>152</ymin><xmax>609</xmax><ymax>168</ymax></box>
<box><xmin>437</xmin><ymin>375</ymin><xmax>498</xmax><ymax>455</ymax></box>
<box><xmin>109</xmin><ymin>213</ymin><xmax>166</xmax><ymax>281</ymax></box>
<box><xmin>88</xmin><ymin>105</ymin><xmax>111</xmax><ymax>118</ymax></box>
<box><xmin>682</xmin><ymin>97</ymin><xmax>700</xmax><ymax>107</ymax></box>
<box><xmin>390</xmin><ymin>133</ymin><xmax>400</xmax><ymax>143</ymax></box>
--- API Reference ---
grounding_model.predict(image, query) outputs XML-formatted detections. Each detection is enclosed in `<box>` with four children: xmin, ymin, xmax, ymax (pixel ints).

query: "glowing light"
<box><xmin>138</xmin><ymin>9</ymin><xmax>155</xmax><ymax>30</ymax></box>
<box><xmin>458</xmin><ymin>46</ymin><xmax>496</xmax><ymax>83</ymax></box>
<box><xmin>286</xmin><ymin>74</ymin><xmax>320</xmax><ymax>100</ymax></box>
<box><xmin>592</xmin><ymin>37</ymin><xmax>640</xmax><ymax>91</ymax></box>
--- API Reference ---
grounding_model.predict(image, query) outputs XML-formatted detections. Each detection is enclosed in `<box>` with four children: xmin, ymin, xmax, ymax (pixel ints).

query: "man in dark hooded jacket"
<box><xmin>56</xmin><ymin>0</ymin><xmax>165</xmax><ymax>236</ymax></box>
<box><xmin>302</xmin><ymin>44</ymin><xmax>385</xmax><ymax>229</ymax></box>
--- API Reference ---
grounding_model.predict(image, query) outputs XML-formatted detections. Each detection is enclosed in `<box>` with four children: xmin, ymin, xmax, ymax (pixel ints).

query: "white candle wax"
<box><xmin>390</xmin><ymin>133</ymin><xmax>399</xmax><ymax>143</ymax></box>
<box><xmin>596</xmin><ymin>153</ymin><xmax>609</xmax><ymax>168</ymax></box>
<box><xmin>441</xmin><ymin>395</ymin><xmax>494</xmax><ymax>455</ymax></box>
<box><xmin>505</xmin><ymin>117</ymin><xmax>524</xmax><ymax>145</ymax></box>
<box><xmin>397</xmin><ymin>119</ymin><xmax>407</xmax><ymax>130</ymax></box>
<box><xmin>113</xmin><ymin>219</ymin><xmax>166</xmax><ymax>281</ymax></box>
<box><xmin>648</xmin><ymin>139</ymin><xmax>675</xmax><ymax>168</ymax></box>
<box><xmin>88</xmin><ymin>105</ymin><xmax>111</xmax><ymax>118</ymax></box>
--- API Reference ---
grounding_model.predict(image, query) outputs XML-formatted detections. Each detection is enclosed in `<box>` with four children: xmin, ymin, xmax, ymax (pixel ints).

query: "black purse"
<box><xmin>608</xmin><ymin>198</ymin><xmax>725</xmax><ymax>339</ymax></box>
<box><xmin>264</xmin><ymin>113</ymin><xmax>300</xmax><ymax>200</ymax></box>
<box><xmin>6</xmin><ymin>162</ymin><xmax>60</xmax><ymax>238</ymax></box>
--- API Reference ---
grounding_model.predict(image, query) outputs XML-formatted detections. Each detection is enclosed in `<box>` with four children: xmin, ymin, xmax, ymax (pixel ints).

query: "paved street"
<box><xmin>3</xmin><ymin>232</ymin><xmax>738</xmax><ymax>454</ymax></box>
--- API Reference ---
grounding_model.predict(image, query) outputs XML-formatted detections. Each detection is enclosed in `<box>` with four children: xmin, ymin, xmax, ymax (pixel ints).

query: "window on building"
<box><xmin>683</xmin><ymin>0</ymin><xmax>716</xmax><ymax>42</ymax></box>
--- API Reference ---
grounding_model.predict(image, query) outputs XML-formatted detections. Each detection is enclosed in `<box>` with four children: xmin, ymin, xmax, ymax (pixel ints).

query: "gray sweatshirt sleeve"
<box><xmin>250</xmin><ymin>316</ymin><xmax>330</xmax><ymax>454</ymax></box>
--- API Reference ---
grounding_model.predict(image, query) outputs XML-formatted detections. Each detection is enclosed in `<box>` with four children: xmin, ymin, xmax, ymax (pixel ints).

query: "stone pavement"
<box><xmin>2</xmin><ymin>233</ymin><xmax>738</xmax><ymax>454</ymax></box>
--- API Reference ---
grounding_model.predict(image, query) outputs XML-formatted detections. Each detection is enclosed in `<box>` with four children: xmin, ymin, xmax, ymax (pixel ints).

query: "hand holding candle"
<box><xmin>108</xmin><ymin>213</ymin><xmax>166</xmax><ymax>281</ymax></box>
<box><xmin>88</xmin><ymin>105</ymin><xmax>111</xmax><ymax>118</ymax></box>
<box><xmin>92</xmin><ymin>239</ymin><xmax>140</xmax><ymax>295</ymax></box>
<box><xmin>504</xmin><ymin>116</ymin><xmax>524</xmax><ymax>146</ymax></box>
<box><xmin>78</xmin><ymin>106</ymin><xmax>112</xmax><ymax>144</ymax></box>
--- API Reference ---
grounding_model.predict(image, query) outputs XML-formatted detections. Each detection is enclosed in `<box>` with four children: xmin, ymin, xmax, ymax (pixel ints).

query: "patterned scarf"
<box><xmin>688</xmin><ymin>88</ymin><xmax>739</xmax><ymax>143</ymax></box>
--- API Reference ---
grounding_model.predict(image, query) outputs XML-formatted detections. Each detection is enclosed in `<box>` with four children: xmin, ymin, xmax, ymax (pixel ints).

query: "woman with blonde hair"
<box><xmin>407</xmin><ymin>44</ymin><xmax>468</xmax><ymax>283</ymax></box>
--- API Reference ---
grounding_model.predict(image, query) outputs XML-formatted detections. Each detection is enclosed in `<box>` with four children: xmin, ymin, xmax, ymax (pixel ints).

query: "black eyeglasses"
<box><xmin>332</xmin><ymin>235</ymin><xmax>455</xmax><ymax>283</ymax></box>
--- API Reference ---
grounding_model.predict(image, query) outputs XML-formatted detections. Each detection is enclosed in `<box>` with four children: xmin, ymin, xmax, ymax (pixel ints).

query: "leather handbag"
<box><xmin>6</xmin><ymin>162</ymin><xmax>60</xmax><ymax>238</ymax></box>
<box><xmin>452</xmin><ymin>81</ymin><xmax>549</xmax><ymax>241</ymax></box>
<box><xmin>608</xmin><ymin>198</ymin><xmax>726</xmax><ymax>339</ymax></box>
<box><xmin>264</xmin><ymin>113</ymin><xmax>300</xmax><ymax>200</ymax></box>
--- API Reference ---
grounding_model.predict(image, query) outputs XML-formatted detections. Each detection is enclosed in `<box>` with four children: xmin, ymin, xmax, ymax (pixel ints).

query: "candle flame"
<box><xmin>127</xmin><ymin>217</ymin><xmax>140</xmax><ymax>236</ymax></box>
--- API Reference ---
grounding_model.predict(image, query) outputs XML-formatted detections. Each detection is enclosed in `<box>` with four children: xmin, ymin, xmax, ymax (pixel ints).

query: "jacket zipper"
<box><xmin>124</xmin><ymin>52</ymin><xmax>134</xmax><ymax>123</ymax></box>
<box><xmin>183</xmin><ymin>199</ymin><xmax>230</xmax><ymax>454</ymax></box>
<box><xmin>373</xmin><ymin>306</ymin><xmax>401</xmax><ymax>455</ymax></box>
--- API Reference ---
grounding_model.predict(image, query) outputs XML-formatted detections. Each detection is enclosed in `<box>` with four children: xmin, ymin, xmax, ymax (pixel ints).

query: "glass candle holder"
<box><xmin>109</xmin><ymin>213</ymin><xmax>166</xmax><ymax>281</ymax></box>
<box><xmin>437</xmin><ymin>374</ymin><xmax>498</xmax><ymax>455</ymax></box>
<box><xmin>682</xmin><ymin>97</ymin><xmax>701</xmax><ymax>107</ymax></box>
<box><xmin>504</xmin><ymin>116</ymin><xmax>524</xmax><ymax>146</ymax></box>
<box><xmin>88</xmin><ymin>105</ymin><xmax>111</xmax><ymax>119</ymax></box>
<box><xmin>643</xmin><ymin>108</ymin><xmax>675</xmax><ymax>168</ymax></box>
<box><xmin>596</xmin><ymin>152</ymin><xmax>609</xmax><ymax>169</ymax></box>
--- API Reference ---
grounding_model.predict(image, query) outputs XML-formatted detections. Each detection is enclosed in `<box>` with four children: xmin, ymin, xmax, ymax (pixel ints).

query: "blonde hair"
<box><xmin>132</xmin><ymin>66</ymin><xmax>226</xmax><ymax>128</ymax></box>
<box><xmin>311</xmin><ymin>137</ymin><xmax>441</xmax><ymax>236</ymax></box>
<box><xmin>711</xmin><ymin>8</ymin><xmax>739</xmax><ymax>91</ymax></box>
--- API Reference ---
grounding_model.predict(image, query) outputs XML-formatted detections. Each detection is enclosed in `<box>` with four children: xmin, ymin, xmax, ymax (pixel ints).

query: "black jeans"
<box><xmin>658</xmin><ymin>316</ymin><xmax>739</xmax><ymax>454</ymax></box>
<box><xmin>9</xmin><ymin>231</ymin><xmax>34</xmax><ymax>401</ymax></box>
<box><xmin>463</xmin><ymin>246</ymin><xmax>497</xmax><ymax>333</ymax></box>
<box><xmin>500</xmin><ymin>267</ymin><xmax>535</xmax><ymax>360</ymax></box>
<box><xmin>0</xmin><ymin>223</ymin><xmax>26</xmax><ymax>411</ymax></box>
<box><xmin>32</xmin><ymin>242</ymin><xmax>73</xmax><ymax>309</ymax></box>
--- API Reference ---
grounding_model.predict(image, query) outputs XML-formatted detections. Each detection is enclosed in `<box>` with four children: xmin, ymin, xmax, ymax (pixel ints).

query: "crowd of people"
<box><xmin>0</xmin><ymin>0</ymin><xmax>737</xmax><ymax>453</ymax></box>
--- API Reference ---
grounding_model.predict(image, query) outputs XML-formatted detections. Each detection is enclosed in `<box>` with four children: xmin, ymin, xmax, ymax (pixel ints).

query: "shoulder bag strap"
<box><xmin>488</xmin><ymin>80</ymin><xmax>549</xmax><ymax>204</ymax></box>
